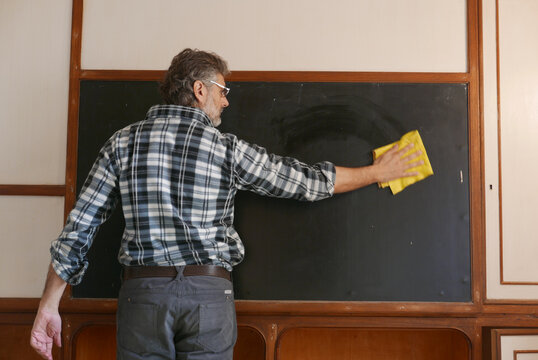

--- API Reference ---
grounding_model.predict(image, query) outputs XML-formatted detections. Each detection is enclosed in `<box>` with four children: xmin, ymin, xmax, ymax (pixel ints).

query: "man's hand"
<box><xmin>30</xmin><ymin>264</ymin><xmax>67</xmax><ymax>360</ymax></box>
<box><xmin>30</xmin><ymin>308</ymin><xmax>62</xmax><ymax>360</ymax></box>
<box><xmin>372</xmin><ymin>143</ymin><xmax>423</xmax><ymax>183</ymax></box>
<box><xmin>334</xmin><ymin>143</ymin><xmax>424</xmax><ymax>194</ymax></box>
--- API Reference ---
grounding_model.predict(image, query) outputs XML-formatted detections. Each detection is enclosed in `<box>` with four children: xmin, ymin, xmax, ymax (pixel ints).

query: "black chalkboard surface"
<box><xmin>74</xmin><ymin>80</ymin><xmax>470</xmax><ymax>302</ymax></box>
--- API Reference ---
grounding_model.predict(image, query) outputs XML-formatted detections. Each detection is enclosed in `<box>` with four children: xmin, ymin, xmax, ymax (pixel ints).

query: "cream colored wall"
<box><xmin>0</xmin><ymin>1</ymin><xmax>71</xmax><ymax>185</ymax></box>
<box><xmin>0</xmin><ymin>1</ymin><xmax>71</xmax><ymax>297</ymax></box>
<box><xmin>500</xmin><ymin>335</ymin><xmax>538</xmax><ymax>360</ymax></box>
<box><xmin>517</xmin><ymin>354</ymin><xmax>538</xmax><ymax>360</ymax></box>
<box><xmin>81</xmin><ymin>0</ymin><xmax>467</xmax><ymax>72</ymax></box>
<box><xmin>0</xmin><ymin>197</ymin><xmax>65</xmax><ymax>297</ymax></box>
<box><xmin>484</xmin><ymin>0</ymin><xmax>538</xmax><ymax>299</ymax></box>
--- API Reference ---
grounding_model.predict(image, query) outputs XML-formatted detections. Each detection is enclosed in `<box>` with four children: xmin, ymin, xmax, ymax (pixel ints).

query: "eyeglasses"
<box><xmin>209</xmin><ymin>80</ymin><xmax>230</xmax><ymax>97</ymax></box>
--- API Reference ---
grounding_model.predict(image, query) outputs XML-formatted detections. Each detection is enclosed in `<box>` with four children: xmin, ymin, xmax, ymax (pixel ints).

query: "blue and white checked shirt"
<box><xmin>51</xmin><ymin>105</ymin><xmax>335</xmax><ymax>285</ymax></box>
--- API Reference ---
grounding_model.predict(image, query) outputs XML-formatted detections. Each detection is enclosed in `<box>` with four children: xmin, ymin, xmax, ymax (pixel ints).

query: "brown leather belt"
<box><xmin>123</xmin><ymin>265</ymin><xmax>231</xmax><ymax>281</ymax></box>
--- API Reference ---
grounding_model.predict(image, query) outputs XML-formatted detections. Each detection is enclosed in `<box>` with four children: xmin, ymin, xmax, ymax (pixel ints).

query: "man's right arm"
<box><xmin>334</xmin><ymin>143</ymin><xmax>423</xmax><ymax>194</ymax></box>
<box><xmin>30</xmin><ymin>264</ymin><xmax>67</xmax><ymax>360</ymax></box>
<box><xmin>232</xmin><ymin>137</ymin><xmax>423</xmax><ymax>200</ymax></box>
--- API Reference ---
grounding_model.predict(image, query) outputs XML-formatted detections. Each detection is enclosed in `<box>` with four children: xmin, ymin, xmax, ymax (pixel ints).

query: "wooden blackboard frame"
<box><xmin>63</xmin><ymin>79</ymin><xmax>482</xmax><ymax>310</ymax></box>
<box><xmin>60</xmin><ymin>66</ymin><xmax>484</xmax><ymax>315</ymax></box>
<box><xmin>61</xmin><ymin>68</ymin><xmax>484</xmax><ymax>314</ymax></box>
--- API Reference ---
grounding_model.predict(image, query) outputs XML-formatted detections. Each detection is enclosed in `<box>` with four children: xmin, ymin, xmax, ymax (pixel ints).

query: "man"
<box><xmin>30</xmin><ymin>49</ymin><xmax>421</xmax><ymax>360</ymax></box>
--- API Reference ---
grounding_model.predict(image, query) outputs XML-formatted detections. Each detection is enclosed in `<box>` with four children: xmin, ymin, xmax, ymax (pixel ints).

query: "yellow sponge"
<box><xmin>372</xmin><ymin>130</ymin><xmax>434</xmax><ymax>195</ymax></box>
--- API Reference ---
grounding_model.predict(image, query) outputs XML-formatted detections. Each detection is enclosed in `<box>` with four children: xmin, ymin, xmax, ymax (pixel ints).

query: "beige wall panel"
<box><xmin>517</xmin><ymin>354</ymin><xmax>538</xmax><ymax>360</ymax></box>
<box><xmin>81</xmin><ymin>0</ymin><xmax>467</xmax><ymax>72</ymax></box>
<box><xmin>485</xmin><ymin>0</ymin><xmax>538</xmax><ymax>299</ymax></box>
<box><xmin>0</xmin><ymin>1</ymin><xmax>71</xmax><ymax>184</ymax></box>
<box><xmin>0</xmin><ymin>197</ymin><xmax>64</xmax><ymax>297</ymax></box>
<box><xmin>484</xmin><ymin>0</ymin><xmax>507</xmax><ymax>300</ymax></box>
<box><xmin>483</xmin><ymin>0</ymin><xmax>501</xmax><ymax>295</ymax></box>
<box><xmin>501</xmin><ymin>336</ymin><xmax>538</xmax><ymax>360</ymax></box>
<box><xmin>497</xmin><ymin>0</ymin><xmax>538</xmax><ymax>282</ymax></box>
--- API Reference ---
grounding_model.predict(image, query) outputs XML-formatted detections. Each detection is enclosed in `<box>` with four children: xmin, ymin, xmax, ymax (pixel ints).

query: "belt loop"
<box><xmin>174</xmin><ymin>266</ymin><xmax>185</xmax><ymax>281</ymax></box>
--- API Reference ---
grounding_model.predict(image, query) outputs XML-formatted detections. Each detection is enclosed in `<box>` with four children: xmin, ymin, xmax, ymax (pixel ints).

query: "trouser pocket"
<box><xmin>196</xmin><ymin>296</ymin><xmax>237</xmax><ymax>353</ymax></box>
<box><xmin>117</xmin><ymin>297</ymin><xmax>159</xmax><ymax>354</ymax></box>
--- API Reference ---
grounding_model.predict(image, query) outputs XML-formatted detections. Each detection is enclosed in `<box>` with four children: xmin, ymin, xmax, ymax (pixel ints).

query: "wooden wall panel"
<box><xmin>71</xmin><ymin>324</ymin><xmax>265</xmax><ymax>360</ymax></box>
<box><xmin>74</xmin><ymin>325</ymin><xmax>116</xmax><ymax>360</ymax></box>
<box><xmin>0</xmin><ymin>321</ymin><xmax>61</xmax><ymax>360</ymax></box>
<box><xmin>277</xmin><ymin>328</ymin><xmax>470</xmax><ymax>360</ymax></box>
<box><xmin>234</xmin><ymin>326</ymin><xmax>266</xmax><ymax>360</ymax></box>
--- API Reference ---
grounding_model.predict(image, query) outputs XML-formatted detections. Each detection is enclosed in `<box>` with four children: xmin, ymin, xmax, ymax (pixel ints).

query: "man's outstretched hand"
<box><xmin>373</xmin><ymin>143</ymin><xmax>423</xmax><ymax>183</ymax></box>
<box><xmin>334</xmin><ymin>143</ymin><xmax>423</xmax><ymax>194</ymax></box>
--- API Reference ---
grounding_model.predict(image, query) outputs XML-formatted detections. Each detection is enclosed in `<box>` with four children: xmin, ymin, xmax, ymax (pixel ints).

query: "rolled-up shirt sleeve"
<box><xmin>232</xmin><ymin>138</ymin><xmax>335</xmax><ymax>201</ymax></box>
<box><xmin>50</xmin><ymin>136</ymin><xmax>120</xmax><ymax>285</ymax></box>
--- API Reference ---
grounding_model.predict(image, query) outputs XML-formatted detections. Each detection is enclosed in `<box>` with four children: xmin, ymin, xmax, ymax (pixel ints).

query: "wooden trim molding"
<box><xmin>228</xmin><ymin>71</ymin><xmax>470</xmax><ymax>83</ymax></box>
<box><xmin>79</xmin><ymin>69</ymin><xmax>470</xmax><ymax>83</ymax></box>
<box><xmin>53</xmin><ymin>299</ymin><xmax>481</xmax><ymax>317</ymax></box>
<box><xmin>467</xmin><ymin>0</ymin><xmax>485</xmax><ymax>307</ymax></box>
<box><xmin>484</xmin><ymin>300</ymin><xmax>538</xmax><ymax>309</ymax></box>
<box><xmin>496</xmin><ymin>0</ymin><xmax>506</xmax><ymax>286</ymax></box>
<box><xmin>0</xmin><ymin>298</ymin><xmax>41</xmax><ymax>313</ymax></box>
<box><xmin>64</xmin><ymin>0</ymin><xmax>83</xmax><ymax>222</ymax></box>
<box><xmin>0</xmin><ymin>185</ymin><xmax>65</xmax><ymax>196</ymax></box>
<box><xmin>515</xmin><ymin>350</ymin><xmax>538</xmax><ymax>360</ymax></box>
<box><xmin>60</xmin><ymin>0</ymin><xmax>84</xmax><ymax>305</ymax></box>
<box><xmin>80</xmin><ymin>69</ymin><xmax>165</xmax><ymax>81</ymax></box>
<box><xmin>477</xmin><ymin>0</ymin><xmax>488</xmax><ymax>309</ymax></box>
<box><xmin>502</xmin><ymin>281</ymin><xmax>538</xmax><ymax>286</ymax></box>
<box><xmin>4</xmin><ymin>298</ymin><xmax>538</xmax><ymax>318</ymax></box>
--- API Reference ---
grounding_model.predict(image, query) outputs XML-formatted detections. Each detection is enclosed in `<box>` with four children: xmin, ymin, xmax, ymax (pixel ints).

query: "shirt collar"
<box><xmin>145</xmin><ymin>104</ymin><xmax>214</xmax><ymax>127</ymax></box>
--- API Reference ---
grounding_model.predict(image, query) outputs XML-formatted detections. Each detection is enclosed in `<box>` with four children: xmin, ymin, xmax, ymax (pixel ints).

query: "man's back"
<box><xmin>115</xmin><ymin>105</ymin><xmax>238</xmax><ymax>269</ymax></box>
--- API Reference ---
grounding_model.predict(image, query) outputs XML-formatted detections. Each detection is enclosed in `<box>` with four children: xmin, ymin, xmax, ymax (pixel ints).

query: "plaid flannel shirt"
<box><xmin>51</xmin><ymin>105</ymin><xmax>335</xmax><ymax>285</ymax></box>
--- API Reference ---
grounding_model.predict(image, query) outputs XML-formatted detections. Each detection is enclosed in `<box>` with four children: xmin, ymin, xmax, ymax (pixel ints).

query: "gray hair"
<box><xmin>160</xmin><ymin>48</ymin><xmax>230</xmax><ymax>106</ymax></box>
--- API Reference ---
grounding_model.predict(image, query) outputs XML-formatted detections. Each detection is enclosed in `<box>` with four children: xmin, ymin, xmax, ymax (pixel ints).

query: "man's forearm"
<box><xmin>333</xmin><ymin>144</ymin><xmax>422</xmax><ymax>194</ymax></box>
<box><xmin>39</xmin><ymin>263</ymin><xmax>67</xmax><ymax>312</ymax></box>
<box><xmin>31</xmin><ymin>263</ymin><xmax>67</xmax><ymax>359</ymax></box>
<box><xmin>334</xmin><ymin>165</ymin><xmax>378</xmax><ymax>194</ymax></box>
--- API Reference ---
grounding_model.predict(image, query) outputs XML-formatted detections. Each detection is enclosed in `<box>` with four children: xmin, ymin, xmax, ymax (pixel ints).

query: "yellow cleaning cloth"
<box><xmin>372</xmin><ymin>130</ymin><xmax>433</xmax><ymax>195</ymax></box>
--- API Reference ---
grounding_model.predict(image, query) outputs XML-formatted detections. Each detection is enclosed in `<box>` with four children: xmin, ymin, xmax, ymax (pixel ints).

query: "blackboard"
<box><xmin>74</xmin><ymin>80</ymin><xmax>471</xmax><ymax>302</ymax></box>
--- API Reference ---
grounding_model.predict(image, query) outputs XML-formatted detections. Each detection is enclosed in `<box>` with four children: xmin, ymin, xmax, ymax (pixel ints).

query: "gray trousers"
<box><xmin>116</xmin><ymin>267</ymin><xmax>237</xmax><ymax>360</ymax></box>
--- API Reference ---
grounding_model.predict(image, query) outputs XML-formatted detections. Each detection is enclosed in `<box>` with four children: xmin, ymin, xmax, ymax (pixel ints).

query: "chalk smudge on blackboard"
<box><xmin>273</xmin><ymin>95</ymin><xmax>407</xmax><ymax>155</ymax></box>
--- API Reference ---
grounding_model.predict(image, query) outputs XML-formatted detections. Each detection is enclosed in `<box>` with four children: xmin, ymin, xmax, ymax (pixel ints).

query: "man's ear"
<box><xmin>193</xmin><ymin>80</ymin><xmax>206</xmax><ymax>107</ymax></box>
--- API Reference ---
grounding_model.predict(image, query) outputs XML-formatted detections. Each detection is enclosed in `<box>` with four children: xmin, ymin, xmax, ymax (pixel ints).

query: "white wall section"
<box><xmin>484</xmin><ymin>0</ymin><xmax>538</xmax><ymax>299</ymax></box>
<box><xmin>0</xmin><ymin>1</ymin><xmax>71</xmax><ymax>184</ymax></box>
<box><xmin>0</xmin><ymin>197</ymin><xmax>64</xmax><ymax>297</ymax></box>
<box><xmin>81</xmin><ymin>0</ymin><xmax>467</xmax><ymax>72</ymax></box>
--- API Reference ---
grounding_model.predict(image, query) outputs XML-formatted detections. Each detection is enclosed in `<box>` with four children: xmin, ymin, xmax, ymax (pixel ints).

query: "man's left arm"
<box><xmin>30</xmin><ymin>135</ymin><xmax>122</xmax><ymax>359</ymax></box>
<box><xmin>30</xmin><ymin>264</ymin><xmax>67</xmax><ymax>360</ymax></box>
